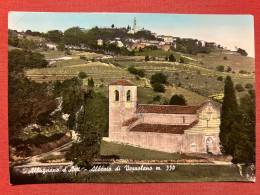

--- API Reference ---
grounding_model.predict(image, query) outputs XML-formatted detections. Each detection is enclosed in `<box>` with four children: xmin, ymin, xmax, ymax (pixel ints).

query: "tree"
<box><xmin>127</xmin><ymin>66</ymin><xmax>145</xmax><ymax>77</ymax></box>
<box><xmin>65</xmin><ymin>136</ymin><xmax>99</xmax><ymax>169</ymax></box>
<box><xmin>63</xmin><ymin>27</ymin><xmax>85</xmax><ymax>45</ymax></box>
<box><xmin>169</xmin><ymin>94</ymin><xmax>187</xmax><ymax>105</ymax></box>
<box><xmin>8</xmin><ymin>49</ymin><xmax>48</xmax><ymax>73</ymax></box>
<box><xmin>78</xmin><ymin>72</ymin><xmax>87</xmax><ymax>79</ymax></box>
<box><xmin>231</xmin><ymin>90</ymin><xmax>255</xmax><ymax>164</ymax></box>
<box><xmin>152</xmin><ymin>83</ymin><xmax>165</xmax><ymax>93</ymax></box>
<box><xmin>237</xmin><ymin>48</ymin><xmax>248</xmax><ymax>56</ymax></box>
<box><xmin>18</xmin><ymin>38</ymin><xmax>37</xmax><ymax>50</ymax></box>
<box><xmin>88</xmin><ymin>77</ymin><xmax>94</xmax><ymax>87</ymax></box>
<box><xmin>219</xmin><ymin>76</ymin><xmax>238</xmax><ymax>155</ymax></box>
<box><xmin>169</xmin><ymin>54</ymin><xmax>176</xmax><ymax>62</ymax></box>
<box><xmin>235</xmin><ymin>83</ymin><xmax>245</xmax><ymax>92</ymax></box>
<box><xmin>150</xmin><ymin>73</ymin><xmax>167</xmax><ymax>84</ymax></box>
<box><xmin>111</xmin><ymin>24</ymin><xmax>115</xmax><ymax>28</ymax></box>
<box><xmin>66</xmin><ymin>92</ymin><xmax>108</xmax><ymax>168</ymax></box>
<box><xmin>57</xmin><ymin>42</ymin><xmax>65</xmax><ymax>51</ymax></box>
<box><xmin>46</xmin><ymin>30</ymin><xmax>63</xmax><ymax>43</ymax></box>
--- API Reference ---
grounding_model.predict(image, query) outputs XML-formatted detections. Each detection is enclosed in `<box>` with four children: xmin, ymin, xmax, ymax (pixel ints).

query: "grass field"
<box><xmin>100</xmin><ymin>140</ymin><xmax>200</xmax><ymax>160</ymax></box>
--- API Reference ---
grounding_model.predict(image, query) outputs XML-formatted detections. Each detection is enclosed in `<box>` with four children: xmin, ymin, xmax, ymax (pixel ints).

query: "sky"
<box><xmin>8</xmin><ymin>12</ymin><xmax>255</xmax><ymax>57</ymax></box>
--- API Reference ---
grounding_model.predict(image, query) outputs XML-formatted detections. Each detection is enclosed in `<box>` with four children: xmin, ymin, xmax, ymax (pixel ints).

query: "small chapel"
<box><xmin>108</xmin><ymin>79</ymin><xmax>222</xmax><ymax>154</ymax></box>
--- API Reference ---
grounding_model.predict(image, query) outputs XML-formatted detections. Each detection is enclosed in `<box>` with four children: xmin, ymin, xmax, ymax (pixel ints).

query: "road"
<box><xmin>16</xmin><ymin>140</ymin><xmax>75</xmax><ymax>167</ymax></box>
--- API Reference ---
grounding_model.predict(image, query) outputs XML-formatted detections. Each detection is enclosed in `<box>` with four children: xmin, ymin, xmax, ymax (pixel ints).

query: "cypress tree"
<box><xmin>219</xmin><ymin>76</ymin><xmax>238</xmax><ymax>155</ymax></box>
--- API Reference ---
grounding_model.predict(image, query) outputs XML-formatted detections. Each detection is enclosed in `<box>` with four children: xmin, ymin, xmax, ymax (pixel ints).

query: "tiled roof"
<box><xmin>108</xmin><ymin>79</ymin><xmax>136</xmax><ymax>86</ymax></box>
<box><xmin>129</xmin><ymin>120</ymin><xmax>198</xmax><ymax>134</ymax></box>
<box><xmin>122</xmin><ymin>117</ymin><xmax>139</xmax><ymax>126</ymax></box>
<box><xmin>136</xmin><ymin>102</ymin><xmax>208</xmax><ymax>114</ymax></box>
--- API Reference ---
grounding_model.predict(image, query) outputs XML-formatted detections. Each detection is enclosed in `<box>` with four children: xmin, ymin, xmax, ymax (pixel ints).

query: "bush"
<box><xmin>235</xmin><ymin>84</ymin><xmax>245</xmax><ymax>92</ymax></box>
<box><xmin>78</xmin><ymin>72</ymin><xmax>87</xmax><ymax>79</ymax></box>
<box><xmin>150</xmin><ymin>73</ymin><xmax>167</xmax><ymax>84</ymax></box>
<box><xmin>57</xmin><ymin>43</ymin><xmax>65</xmax><ymax>51</ymax></box>
<box><xmin>217</xmin><ymin>76</ymin><xmax>223</xmax><ymax>81</ymax></box>
<box><xmin>169</xmin><ymin>54</ymin><xmax>176</xmax><ymax>62</ymax></box>
<box><xmin>137</xmin><ymin>69</ymin><xmax>145</xmax><ymax>77</ymax></box>
<box><xmin>179</xmin><ymin>57</ymin><xmax>185</xmax><ymax>63</ymax></box>
<box><xmin>226</xmin><ymin>66</ymin><xmax>232</xmax><ymax>72</ymax></box>
<box><xmin>88</xmin><ymin>77</ymin><xmax>94</xmax><ymax>87</ymax></box>
<box><xmin>216</xmin><ymin>65</ymin><xmax>224</xmax><ymax>72</ymax></box>
<box><xmin>153</xmin><ymin>95</ymin><xmax>161</xmax><ymax>101</ymax></box>
<box><xmin>169</xmin><ymin>94</ymin><xmax>187</xmax><ymax>105</ymax></box>
<box><xmin>237</xmin><ymin>48</ymin><xmax>248</xmax><ymax>56</ymax></box>
<box><xmin>145</xmin><ymin>55</ymin><xmax>150</xmax><ymax>61</ymax></box>
<box><xmin>239</xmin><ymin>70</ymin><xmax>248</xmax><ymax>74</ymax></box>
<box><xmin>127</xmin><ymin>66</ymin><xmax>145</xmax><ymax>77</ymax></box>
<box><xmin>152</xmin><ymin>83</ymin><xmax>165</xmax><ymax>93</ymax></box>
<box><xmin>65</xmin><ymin>49</ymin><xmax>71</xmax><ymax>55</ymax></box>
<box><xmin>80</xmin><ymin>56</ymin><xmax>87</xmax><ymax>60</ymax></box>
<box><xmin>245</xmin><ymin>83</ymin><xmax>253</xmax><ymax>89</ymax></box>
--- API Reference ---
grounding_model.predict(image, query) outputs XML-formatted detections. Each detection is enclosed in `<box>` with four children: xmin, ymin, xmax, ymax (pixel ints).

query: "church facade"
<box><xmin>108</xmin><ymin>79</ymin><xmax>222</xmax><ymax>154</ymax></box>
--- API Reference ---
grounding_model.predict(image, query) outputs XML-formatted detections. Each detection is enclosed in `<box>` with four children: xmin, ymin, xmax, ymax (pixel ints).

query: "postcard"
<box><xmin>8</xmin><ymin>12</ymin><xmax>255</xmax><ymax>184</ymax></box>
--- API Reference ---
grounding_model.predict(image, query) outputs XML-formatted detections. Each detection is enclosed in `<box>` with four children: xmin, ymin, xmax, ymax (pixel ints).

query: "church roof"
<box><xmin>108</xmin><ymin>79</ymin><xmax>136</xmax><ymax>86</ymax></box>
<box><xmin>136</xmin><ymin>102</ymin><xmax>209</xmax><ymax>115</ymax></box>
<box><xmin>129</xmin><ymin>120</ymin><xmax>198</xmax><ymax>134</ymax></box>
<box><xmin>122</xmin><ymin>117</ymin><xmax>138</xmax><ymax>126</ymax></box>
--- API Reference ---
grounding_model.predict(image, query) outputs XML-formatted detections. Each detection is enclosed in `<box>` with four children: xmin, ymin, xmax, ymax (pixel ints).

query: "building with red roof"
<box><xmin>108</xmin><ymin>79</ymin><xmax>221</xmax><ymax>154</ymax></box>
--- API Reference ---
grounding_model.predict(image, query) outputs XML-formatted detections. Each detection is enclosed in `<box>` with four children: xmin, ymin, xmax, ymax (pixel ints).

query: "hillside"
<box><xmin>23</xmin><ymin>48</ymin><xmax>255</xmax><ymax>104</ymax></box>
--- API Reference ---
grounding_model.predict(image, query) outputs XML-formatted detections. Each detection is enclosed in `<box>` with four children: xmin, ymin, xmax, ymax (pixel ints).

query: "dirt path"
<box><xmin>17</xmin><ymin>140</ymin><xmax>75</xmax><ymax>167</ymax></box>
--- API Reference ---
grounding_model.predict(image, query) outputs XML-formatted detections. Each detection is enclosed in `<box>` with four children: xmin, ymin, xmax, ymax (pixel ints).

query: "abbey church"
<box><xmin>108</xmin><ymin>79</ymin><xmax>222</xmax><ymax>154</ymax></box>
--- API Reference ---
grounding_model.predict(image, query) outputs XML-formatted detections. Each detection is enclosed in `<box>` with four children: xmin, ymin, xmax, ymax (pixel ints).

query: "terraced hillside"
<box><xmin>105</xmin><ymin>51</ymin><xmax>255</xmax><ymax>102</ymax></box>
<box><xmin>25</xmin><ymin>49</ymin><xmax>254</xmax><ymax>104</ymax></box>
<box><xmin>25</xmin><ymin>56</ymin><xmax>146</xmax><ymax>87</ymax></box>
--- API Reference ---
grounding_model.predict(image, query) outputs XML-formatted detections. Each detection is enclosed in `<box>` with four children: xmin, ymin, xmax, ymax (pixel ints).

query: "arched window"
<box><xmin>127</xmin><ymin>90</ymin><xmax>131</xmax><ymax>101</ymax></box>
<box><xmin>115</xmin><ymin>90</ymin><xmax>119</xmax><ymax>101</ymax></box>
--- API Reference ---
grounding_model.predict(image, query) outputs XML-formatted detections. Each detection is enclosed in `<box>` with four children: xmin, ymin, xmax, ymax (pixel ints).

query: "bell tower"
<box><xmin>108</xmin><ymin>79</ymin><xmax>137</xmax><ymax>141</ymax></box>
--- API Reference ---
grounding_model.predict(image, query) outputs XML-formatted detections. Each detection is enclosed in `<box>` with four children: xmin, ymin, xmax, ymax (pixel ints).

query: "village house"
<box><xmin>205</xmin><ymin>42</ymin><xmax>217</xmax><ymax>47</ymax></box>
<box><xmin>108</xmin><ymin>79</ymin><xmax>222</xmax><ymax>154</ymax></box>
<box><xmin>163</xmin><ymin>36</ymin><xmax>174</xmax><ymax>43</ymax></box>
<box><xmin>109</xmin><ymin>40</ymin><xmax>124</xmax><ymax>47</ymax></box>
<box><xmin>97</xmin><ymin>39</ymin><xmax>103</xmax><ymax>46</ymax></box>
<box><xmin>161</xmin><ymin>44</ymin><xmax>171</xmax><ymax>51</ymax></box>
<box><xmin>131</xmin><ymin>43</ymin><xmax>146</xmax><ymax>50</ymax></box>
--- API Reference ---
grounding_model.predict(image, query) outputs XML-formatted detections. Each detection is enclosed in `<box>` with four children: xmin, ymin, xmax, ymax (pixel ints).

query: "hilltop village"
<box><xmin>8</xmin><ymin>17</ymin><xmax>255</xmax><ymax>183</ymax></box>
<box><xmin>9</xmin><ymin>18</ymin><xmax>231</xmax><ymax>56</ymax></box>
